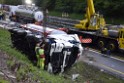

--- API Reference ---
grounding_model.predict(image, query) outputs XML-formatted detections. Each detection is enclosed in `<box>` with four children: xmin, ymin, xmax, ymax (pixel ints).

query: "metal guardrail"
<box><xmin>47</xmin><ymin>16</ymin><xmax>80</xmax><ymax>29</ymax></box>
<box><xmin>0</xmin><ymin>16</ymin><xmax>80</xmax><ymax>30</ymax></box>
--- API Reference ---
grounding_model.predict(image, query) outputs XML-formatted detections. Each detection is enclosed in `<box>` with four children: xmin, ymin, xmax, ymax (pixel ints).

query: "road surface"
<box><xmin>79</xmin><ymin>49</ymin><xmax>124</xmax><ymax>79</ymax></box>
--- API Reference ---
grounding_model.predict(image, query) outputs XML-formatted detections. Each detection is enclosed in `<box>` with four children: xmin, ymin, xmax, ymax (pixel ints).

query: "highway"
<box><xmin>0</xmin><ymin>19</ymin><xmax>124</xmax><ymax>79</ymax></box>
<box><xmin>79</xmin><ymin>49</ymin><xmax>124</xmax><ymax>79</ymax></box>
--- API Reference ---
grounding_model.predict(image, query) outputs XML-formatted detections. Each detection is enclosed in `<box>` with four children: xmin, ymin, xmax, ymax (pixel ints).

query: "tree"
<box><xmin>4</xmin><ymin>0</ymin><xmax>22</xmax><ymax>5</ymax></box>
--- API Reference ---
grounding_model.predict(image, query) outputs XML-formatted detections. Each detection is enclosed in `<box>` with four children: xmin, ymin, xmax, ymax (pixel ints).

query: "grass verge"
<box><xmin>49</xmin><ymin>11</ymin><xmax>84</xmax><ymax>20</ymax></box>
<box><xmin>0</xmin><ymin>76</ymin><xmax>9</xmax><ymax>83</ymax></box>
<box><xmin>0</xmin><ymin>28</ymin><xmax>70</xmax><ymax>83</ymax></box>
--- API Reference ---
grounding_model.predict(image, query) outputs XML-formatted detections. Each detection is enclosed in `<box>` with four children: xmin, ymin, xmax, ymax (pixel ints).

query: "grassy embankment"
<box><xmin>0</xmin><ymin>29</ymin><xmax>124</xmax><ymax>83</ymax></box>
<box><xmin>0</xmin><ymin>76</ymin><xmax>9</xmax><ymax>83</ymax></box>
<box><xmin>0</xmin><ymin>28</ymin><xmax>70</xmax><ymax>83</ymax></box>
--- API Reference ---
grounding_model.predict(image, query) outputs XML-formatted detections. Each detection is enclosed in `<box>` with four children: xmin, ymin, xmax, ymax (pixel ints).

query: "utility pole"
<box><xmin>42</xmin><ymin>0</ymin><xmax>48</xmax><ymax>42</ymax></box>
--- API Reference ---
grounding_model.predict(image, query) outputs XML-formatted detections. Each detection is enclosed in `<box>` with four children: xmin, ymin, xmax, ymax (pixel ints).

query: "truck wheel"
<box><xmin>34</xmin><ymin>35</ymin><xmax>42</xmax><ymax>43</ymax></box>
<box><xmin>108</xmin><ymin>41</ymin><xmax>117</xmax><ymax>51</ymax></box>
<box><xmin>17</xmin><ymin>30</ymin><xmax>27</xmax><ymax>36</ymax></box>
<box><xmin>98</xmin><ymin>39</ymin><xmax>105</xmax><ymax>48</ymax></box>
<box><xmin>12</xmin><ymin>28</ymin><xmax>19</xmax><ymax>34</ymax></box>
<box><xmin>26</xmin><ymin>34</ymin><xmax>35</xmax><ymax>41</ymax></box>
<box><xmin>8</xmin><ymin>28</ymin><xmax>14</xmax><ymax>32</ymax></box>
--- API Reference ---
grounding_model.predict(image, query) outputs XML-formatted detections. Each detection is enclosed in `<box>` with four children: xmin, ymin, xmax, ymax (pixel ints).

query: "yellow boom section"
<box><xmin>75</xmin><ymin>0</ymin><xmax>106</xmax><ymax>30</ymax></box>
<box><xmin>87</xmin><ymin>0</ymin><xmax>95</xmax><ymax>17</ymax></box>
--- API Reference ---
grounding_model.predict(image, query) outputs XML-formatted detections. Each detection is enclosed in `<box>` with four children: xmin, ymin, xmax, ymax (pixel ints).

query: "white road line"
<box><xmin>110</xmin><ymin>56</ymin><xmax>124</xmax><ymax>63</ymax></box>
<box><xmin>100</xmin><ymin>63</ymin><xmax>124</xmax><ymax>75</ymax></box>
<box><xmin>89</xmin><ymin>48</ymin><xmax>124</xmax><ymax>63</ymax></box>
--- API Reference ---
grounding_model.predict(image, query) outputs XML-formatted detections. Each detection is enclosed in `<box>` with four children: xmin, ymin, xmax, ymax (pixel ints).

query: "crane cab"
<box><xmin>118</xmin><ymin>29</ymin><xmax>124</xmax><ymax>50</ymax></box>
<box><xmin>75</xmin><ymin>0</ymin><xmax>106</xmax><ymax>30</ymax></box>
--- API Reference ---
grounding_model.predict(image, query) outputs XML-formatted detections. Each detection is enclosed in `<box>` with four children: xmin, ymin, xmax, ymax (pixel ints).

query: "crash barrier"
<box><xmin>47</xmin><ymin>16</ymin><xmax>80</xmax><ymax>29</ymax></box>
<box><xmin>8</xmin><ymin>27</ymin><xmax>80</xmax><ymax>73</ymax></box>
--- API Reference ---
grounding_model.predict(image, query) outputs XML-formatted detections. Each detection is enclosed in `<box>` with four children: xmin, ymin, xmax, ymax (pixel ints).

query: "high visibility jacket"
<box><xmin>35</xmin><ymin>46</ymin><xmax>45</xmax><ymax>58</ymax></box>
<box><xmin>35</xmin><ymin>46</ymin><xmax>45</xmax><ymax>69</ymax></box>
<box><xmin>0</xmin><ymin>11</ymin><xmax>3</xmax><ymax>16</ymax></box>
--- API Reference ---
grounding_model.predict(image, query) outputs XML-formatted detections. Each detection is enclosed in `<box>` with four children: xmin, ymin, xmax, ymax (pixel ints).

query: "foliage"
<box><xmin>49</xmin><ymin>11</ymin><xmax>84</xmax><ymax>20</ymax></box>
<box><xmin>48</xmin><ymin>0</ymin><xmax>124</xmax><ymax>18</ymax></box>
<box><xmin>0</xmin><ymin>78</ymin><xmax>9</xmax><ymax>83</ymax></box>
<box><xmin>3</xmin><ymin>0</ymin><xmax>22</xmax><ymax>5</ymax></box>
<box><xmin>2</xmin><ymin>0</ymin><xmax>124</xmax><ymax>18</ymax></box>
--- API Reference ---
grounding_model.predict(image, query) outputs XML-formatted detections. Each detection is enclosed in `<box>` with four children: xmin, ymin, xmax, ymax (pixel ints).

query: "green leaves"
<box><xmin>2</xmin><ymin>0</ymin><xmax>124</xmax><ymax>17</ymax></box>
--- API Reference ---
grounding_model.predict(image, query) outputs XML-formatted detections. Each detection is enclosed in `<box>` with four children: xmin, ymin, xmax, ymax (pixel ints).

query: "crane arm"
<box><xmin>87</xmin><ymin>0</ymin><xmax>95</xmax><ymax>17</ymax></box>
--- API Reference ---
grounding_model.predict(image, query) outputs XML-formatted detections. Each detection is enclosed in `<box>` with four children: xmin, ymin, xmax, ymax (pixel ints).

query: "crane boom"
<box><xmin>87</xmin><ymin>0</ymin><xmax>95</xmax><ymax>17</ymax></box>
<box><xmin>75</xmin><ymin>0</ymin><xmax>105</xmax><ymax>30</ymax></box>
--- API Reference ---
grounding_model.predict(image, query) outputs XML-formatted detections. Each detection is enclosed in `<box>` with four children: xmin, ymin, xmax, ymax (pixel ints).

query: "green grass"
<box><xmin>49</xmin><ymin>11</ymin><xmax>84</xmax><ymax>20</ymax></box>
<box><xmin>0</xmin><ymin>28</ymin><xmax>124</xmax><ymax>83</ymax></box>
<box><xmin>0</xmin><ymin>28</ymin><xmax>70</xmax><ymax>83</ymax></box>
<box><xmin>105</xmin><ymin>17</ymin><xmax>124</xmax><ymax>24</ymax></box>
<box><xmin>0</xmin><ymin>76</ymin><xmax>9</xmax><ymax>83</ymax></box>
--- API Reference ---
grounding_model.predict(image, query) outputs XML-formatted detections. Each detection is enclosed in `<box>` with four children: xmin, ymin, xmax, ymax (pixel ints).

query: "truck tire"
<box><xmin>11</xmin><ymin>28</ymin><xmax>19</xmax><ymax>34</ymax></box>
<box><xmin>17</xmin><ymin>30</ymin><xmax>27</xmax><ymax>36</ymax></box>
<box><xmin>107</xmin><ymin>41</ymin><xmax>117</xmax><ymax>51</ymax></box>
<box><xmin>98</xmin><ymin>39</ymin><xmax>105</xmax><ymax>48</ymax></box>
<box><xmin>26</xmin><ymin>34</ymin><xmax>35</xmax><ymax>42</ymax></box>
<box><xmin>8</xmin><ymin>28</ymin><xmax>14</xmax><ymax>33</ymax></box>
<box><xmin>34</xmin><ymin>35</ymin><xmax>42</xmax><ymax>43</ymax></box>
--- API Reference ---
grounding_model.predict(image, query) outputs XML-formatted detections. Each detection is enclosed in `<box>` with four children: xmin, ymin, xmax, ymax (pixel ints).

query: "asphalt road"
<box><xmin>79</xmin><ymin>49</ymin><xmax>124</xmax><ymax>79</ymax></box>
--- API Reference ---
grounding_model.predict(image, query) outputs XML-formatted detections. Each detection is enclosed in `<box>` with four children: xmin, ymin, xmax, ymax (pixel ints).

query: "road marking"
<box><xmin>89</xmin><ymin>48</ymin><xmax>101</xmax><ymax>54</ymax></box>
<box><xmin>110</xmin><ymin>56</ymin><xmax>124</xmax><ymax>63</ymax></box>
<box><xmin>100</xmin><ymin>63</ymin><xmax>124</xmax><ymax>75</ymax></box>
<box><xmin>89</xmin><ymin>48</ymin><xmax>124</xmax><ymax>63</ymax></box>
<box><xmin>83</xmin><ymin>60</ymin><xmax>124</xmax><ymax>78</ymax></box>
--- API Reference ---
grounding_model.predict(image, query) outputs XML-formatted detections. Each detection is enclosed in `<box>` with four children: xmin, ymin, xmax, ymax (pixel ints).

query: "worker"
<box><xmin>0</xmin><ymin>10</ymin><xmax>3</xmax><ymax>20</ymax></box>
<box><xmin>2</xmin><ymin>9</ymin><xmax>5</xmax><ymax>20</ymax></box>
<box><xmin>106</xmin><ymin>49</ymin><xmax>111</xmax><ymax>57</ymax></box>
<box><xmin>35</xmin><ymin>42</ymin><xmax>45</xmax><ymax>69</ymax></box>
<box><xmin>101</xmin><ymin>47</ymin><xmax>107</xmax><ymax>54</ymax></box>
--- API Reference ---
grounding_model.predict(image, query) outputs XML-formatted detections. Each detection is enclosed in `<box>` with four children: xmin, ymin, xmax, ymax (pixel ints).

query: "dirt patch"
<box><xmin>0</xmin><ymin>50</ymin><xmax>40</xmax><ymax>83</ymax></box>
<box><xmin>0</xmin><ymin>50</ymin><xmax>17</xmax><ymax>83</ymax></box>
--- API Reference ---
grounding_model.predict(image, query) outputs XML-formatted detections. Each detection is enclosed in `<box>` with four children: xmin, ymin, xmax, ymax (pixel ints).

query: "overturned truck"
<box><xmin>8</xmin><ymin>24</ymin><xmax>83</xmax><ymax>73</ymax></box>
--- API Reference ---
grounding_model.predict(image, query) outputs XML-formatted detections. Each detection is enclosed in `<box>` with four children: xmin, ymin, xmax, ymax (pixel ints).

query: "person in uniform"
<box><xmin>35</xmin><ymin>42</ymin><xmax>45</xmax><ymax>69</ymax></box>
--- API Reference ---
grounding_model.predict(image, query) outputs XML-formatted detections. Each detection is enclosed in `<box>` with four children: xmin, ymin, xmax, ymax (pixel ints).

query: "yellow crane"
<box><xmin>73</xmin><ymin>0</ymin><xmax>124</xmax><ymax>51</ymax></box>
<box><xmin>75</xmin><ymin>0</ymin><xmax>105</xmax><ymax>30</ymax></box>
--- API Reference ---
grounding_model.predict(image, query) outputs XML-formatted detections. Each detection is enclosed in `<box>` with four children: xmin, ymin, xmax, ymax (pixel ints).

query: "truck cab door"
<box><xmin>118</xmin><ymin>30</ymin><xmax>124</xmax><ymax>50</ymax></box>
